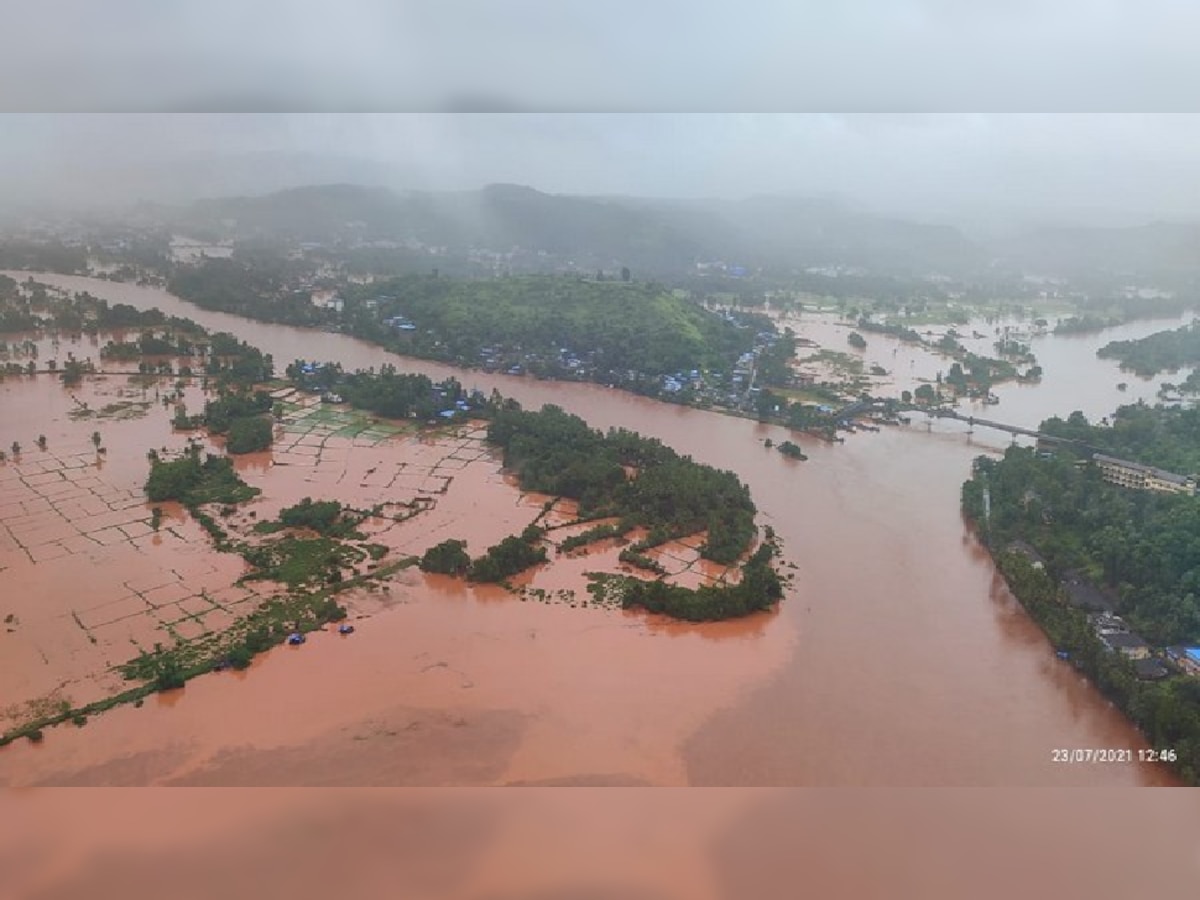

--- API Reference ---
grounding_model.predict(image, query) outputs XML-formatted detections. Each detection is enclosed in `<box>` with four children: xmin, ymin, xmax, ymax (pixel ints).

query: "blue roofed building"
<box><xmin>1185</xmin><ymin>647</ymin><xmax>1200</xmax><ymax>675</ymax></box>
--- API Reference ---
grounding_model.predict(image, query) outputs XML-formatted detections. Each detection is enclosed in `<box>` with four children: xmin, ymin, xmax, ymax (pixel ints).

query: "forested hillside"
<box><xmin>346</xmin><ymin>275</ymin><xmax>759</xmax><ymax>379</ymax></box>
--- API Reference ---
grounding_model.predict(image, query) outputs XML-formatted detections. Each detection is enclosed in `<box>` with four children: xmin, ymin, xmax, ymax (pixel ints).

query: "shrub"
<box><xmin>226</xmin><ymin>645</ymin><xmax>253</xmax><ymax>670</ymax></box>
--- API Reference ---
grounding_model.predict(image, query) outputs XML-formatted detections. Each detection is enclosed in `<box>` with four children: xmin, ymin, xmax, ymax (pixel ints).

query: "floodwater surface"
<box><xmin>0</xmin><ymin>273</ymin><xmax>1188</xmax><ymax>785</ymax></box>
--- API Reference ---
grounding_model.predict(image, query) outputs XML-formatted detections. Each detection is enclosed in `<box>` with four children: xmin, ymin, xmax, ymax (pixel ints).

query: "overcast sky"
<box><xmin>5</xmin><ymin>1</ymin><xmax>1200</xmax><ymax>113</ymax></box>
<box><xmin>4</xmin><ymin>4</ymin><xmax>1200</xmax><ymax>226</ymax></box>
<box><xmin>5</xmin><ymin>114</ymin><xmax>1200</xmax><ymax>229</ymax></box>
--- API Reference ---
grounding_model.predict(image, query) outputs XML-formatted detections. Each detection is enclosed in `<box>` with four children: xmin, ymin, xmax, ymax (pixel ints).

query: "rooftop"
<box><xmin>1063</xmin><ymin>573</ymin><xmax>1116</xmax><ymax>612</ymax></box>
<box><xmin>1133</xmin><ymin>658</ymin><xmax>1170</xmax><ymax>680</ymax></box>
<box><xmin>1103</xmin><ymin>631</ymin><xmax>1149</xmax><ymax>649</ymax></box>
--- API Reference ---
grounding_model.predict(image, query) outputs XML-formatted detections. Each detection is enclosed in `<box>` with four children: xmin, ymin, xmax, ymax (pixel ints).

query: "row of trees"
<box><xmin>419</xmin><ymin>528</ymin><xmax>549</xmax><ymax>582</ymax></box>
<box><xmin>467</xmin><ymin>527</ymin><xmax>549</xmax><ymax>582</ymax></box>
<box><xmin>1040</xmin><ymin>404</ymin><xmax>1200</xmax><ymax>475</ymax></box>
<box><xmin>100</xmin><ymin>330</ymin><xmax>198</xmax><ymax>360</ymax></box>
<box><xmin>286</xmin><ymin>360</ymin><xmax>476</xmax><ymax>421</ymax></box>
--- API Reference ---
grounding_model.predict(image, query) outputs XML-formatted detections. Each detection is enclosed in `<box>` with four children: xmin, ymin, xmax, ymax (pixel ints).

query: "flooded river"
<box><xmin>0</xmin><ymin>273</ymin><xmax>1191</xmax><ymax>786</ymax></box>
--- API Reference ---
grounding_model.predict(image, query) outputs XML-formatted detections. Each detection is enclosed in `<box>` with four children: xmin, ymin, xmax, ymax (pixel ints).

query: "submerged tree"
<box><xmin>419</xmin><ymin>538</ymin><xmax>472</xmax><ymax>575</ymax></box>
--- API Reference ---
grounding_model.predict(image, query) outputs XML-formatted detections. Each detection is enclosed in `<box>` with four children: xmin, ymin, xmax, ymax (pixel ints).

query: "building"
<box><xmin>1133</xmin><ymin>657</ymin><xmax>1170</xmax><ymax>681</ymax></box>
<box><xmin>1064</xmin><ymin>573</ymin><xmax>1116</xmax><ymax>612</ymax></box>
<box><xmin>1092</xmin><ymin>454</ymin><xmax>1196</xmax><ymax>495</ymax></box>
<box><xmin>1101</xmin><ymin>631</ymin><xmax>1151</xmax><ymax>660</ymax></box>
<box><xmin>1178</xmin><ymin>647</ymin><xmax>1200</xmax><ymax>676</ymax></box>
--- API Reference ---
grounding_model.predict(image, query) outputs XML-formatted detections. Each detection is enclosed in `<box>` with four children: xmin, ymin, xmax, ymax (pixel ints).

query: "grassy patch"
<box><xmin>241</xmin><ymin>536</ymin><xmax>365</xmax><ymax>588</ymax></box>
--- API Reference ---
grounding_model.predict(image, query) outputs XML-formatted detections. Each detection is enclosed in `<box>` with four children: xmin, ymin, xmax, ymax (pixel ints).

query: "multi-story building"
<box><xmin>1092</xmin><ymin>454</ymin><xmax>1196</xmax><ymax>496</ymax></box>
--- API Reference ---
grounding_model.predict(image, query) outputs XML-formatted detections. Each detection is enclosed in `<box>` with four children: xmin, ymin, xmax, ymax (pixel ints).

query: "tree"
<box><xmin>419</xmin><ymin>538</ymin><xmax>472</xmax><ymax>575</ymax></box>
<box><xmin>226</xmin><ymin>416</ymin><xmax>272</xmax><ymax>454</ymax></box>
<box><xmin>469</xmin><ymin>535</ymin><xmax>547</xmax><ymax>582</ymax></box>
<box><xmin>621</xmin><ymin>267</ymin><xmax>631</xmax><ymax>282</ymax></box>
<box><xmin>777</xmin><ymin>440</ymin><xmax>807</xmax><ymax>460</ymax></box>
<box><xmin>61</xmin><ymin>359</ymin><xmax>86</xmax><ymax>386</ymax></box>
<box><xmin>279</xmin><ymin>498</ymin><xmax>347</xmax><ymax>535</ymax></box>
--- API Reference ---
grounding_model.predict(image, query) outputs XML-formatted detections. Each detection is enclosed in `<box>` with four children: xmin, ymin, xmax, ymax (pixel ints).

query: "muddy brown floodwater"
<box><xmin>9</xmin><ymin>788</ymin><xmax>1200</xmax><ymax>899</ymax></box>
<box><xmin>0</xmin><ymin>273</ymin><xmax>1191</xmax><ymax>786</ymax></box>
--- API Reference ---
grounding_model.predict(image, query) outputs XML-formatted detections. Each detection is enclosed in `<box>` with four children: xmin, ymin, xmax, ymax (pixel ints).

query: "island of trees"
<box><xmin>1099</xmin><ymin>321</ymin><xmax>1200</xmax><ymax>377</ymax></box>
<box><xmin>413</xmin><ymin>402</ymin><xmax>782</xmax><ymax>620</ymax></box>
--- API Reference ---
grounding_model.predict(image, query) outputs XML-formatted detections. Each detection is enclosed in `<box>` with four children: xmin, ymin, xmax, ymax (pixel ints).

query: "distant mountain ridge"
<box><xmin>177</xmin><ymin>183</ymin><xmax>987</xmax><ymax>276</ymax></box>
<box><xmin>176</xmin><ymin>182</ymin><xmax>1200</xmax><ymax>280</ymax></box>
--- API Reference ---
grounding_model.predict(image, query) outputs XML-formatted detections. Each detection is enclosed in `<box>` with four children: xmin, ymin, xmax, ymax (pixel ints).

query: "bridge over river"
<box><xmin>927</xmin><ymin>408</ymin><xmax>1090</xmax><ymax>449</ymax></box>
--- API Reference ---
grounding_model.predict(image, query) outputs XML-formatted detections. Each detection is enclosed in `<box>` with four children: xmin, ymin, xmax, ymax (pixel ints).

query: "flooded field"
<box><xmin>2</xmin><ymin>322</ymin><xmax>756</xmax><ymax>785</ymax></box>
<box><xmin>0</xmin><ymin>272</ymin><xmax>1190</xmax><ymax>786</ymax></box>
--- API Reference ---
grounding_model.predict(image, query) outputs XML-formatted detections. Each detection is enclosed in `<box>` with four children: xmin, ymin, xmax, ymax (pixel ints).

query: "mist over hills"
<box><xmin>166</xmin><ymin>182</ymin><xmax>1200</xmax><ymax>282</ymax></box>
<box><xmin>992</xmin><ymin>221</ymin><xmax>1200</xmax><ymax>279</ymax></box>
<box><xmin>174</xmin><ymin>183</ymin><xmax>988</xmax><ymax>276</ymax></box>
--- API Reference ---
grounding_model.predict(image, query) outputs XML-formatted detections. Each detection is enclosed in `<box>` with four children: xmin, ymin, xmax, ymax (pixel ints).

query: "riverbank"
<box><xmin>975</xmin><ymin>543</ymin><xmax>1196</xmax><ymax>784</ymax></box>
